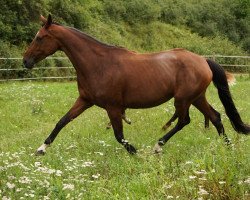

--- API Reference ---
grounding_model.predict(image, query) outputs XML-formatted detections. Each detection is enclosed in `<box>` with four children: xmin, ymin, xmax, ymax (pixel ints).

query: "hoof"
<box><xmin>125</xmin><ymin>118</ymin><xmax>132</xmax><ymax>125</ymax></box>
<box><xmin>106</xmin><ymin>125</ymin><xmax>111</xmax><ymax>129</ymax></box>
<box><xmin>124</xmin><ymin>144</ymin><xmax>137</xmax><ymax>154</ymax></box>
<box><xmin>36</xmin><ymin>143</ymin><xmax>48</xmax><ymax>156</ymax></box>
<box><xmin>224</xmin><ymin>138</ymin><xmax>232</xmax><ymax>146</ymax></box>
<box><xmin>153</xmin><ymin>143</ymin><xmax>162</xmax><ymax>154</ymax></box>
<box><xmin>35</xmin><ymin>150</ymin><xmax>46</xmax><ymax>156</ymax></box>
<box><xmin>205</xmin><ymin>124</ymin><xmax>209</xmax><ymax>129</ymax></box>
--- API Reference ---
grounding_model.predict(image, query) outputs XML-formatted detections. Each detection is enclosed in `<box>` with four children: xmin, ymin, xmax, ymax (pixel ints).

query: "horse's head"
<box><xmin>23</xmin><ymin>14</ymin><xmax>60</xmax><ymax>69</ymax></box>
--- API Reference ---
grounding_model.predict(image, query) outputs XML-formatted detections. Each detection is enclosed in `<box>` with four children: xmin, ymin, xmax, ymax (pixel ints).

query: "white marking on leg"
<box><xmin>153</xmin><ymin>143</ymin><xmax>162</xmax><ymax>153</ymax></box>
<box><xmin>121</xmin><ymin>139</ymin><xmax>129</xmax><ymax>145</ymax></box>
<box><xmin>37</xmin><ymin>144</ymin><xmax>48</xmax><ymax>154</ymax></box>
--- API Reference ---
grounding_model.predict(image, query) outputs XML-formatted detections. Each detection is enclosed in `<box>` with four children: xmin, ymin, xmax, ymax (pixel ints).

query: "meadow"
<box><xmin>0</xmin><ymin>76</ymin><xmax>249</xmax><ymax>200</ymax></box>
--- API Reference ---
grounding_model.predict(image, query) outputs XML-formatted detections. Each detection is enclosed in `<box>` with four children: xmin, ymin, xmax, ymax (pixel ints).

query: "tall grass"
<box><xmin>0</xmin><ymin>76</ymin><xmax>249</xmax><ymax>199</ymax></box>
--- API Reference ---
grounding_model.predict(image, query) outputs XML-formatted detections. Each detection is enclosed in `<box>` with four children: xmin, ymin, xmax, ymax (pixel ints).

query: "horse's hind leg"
<box><xmin>154</xmin><ymin>100</ymin><xmax>191</xmax><ymax>153</ymax></box>
<box><xmin>163</xmin><ymin>110</ymin><xmax>209</xmax><ymax>130</ymax></box>
<box><xmin>106</xmin><ymin>107</ymin><xmax>136</xmax><ymax>154</ymax></box>
<box><xmin>122</xmin><ymin>112</ymin><xmax>131</xmax><ymax>124</ymax></box>
<box><xmin>204</xmin><ymin>115</ymin><xmax>209</xmax><ymax>128</ymax></box>
<box><xmin>106</xmin><ymin>110</ymin><xmax>131</xmax><ymax>129</ymax></box>
<box><xmin>193</xmin><ymin>96</ymin><xmax>230</xmax><ymax>144</ymax></box>
<box><xmin>162</xmin><ymin>112</ymin><xmax>178</xmax><ymax>130</ymax></box>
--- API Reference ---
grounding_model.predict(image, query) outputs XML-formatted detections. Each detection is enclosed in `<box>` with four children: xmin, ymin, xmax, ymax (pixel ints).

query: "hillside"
<box><xmin>0</xmin><ymin>0</ymin><xmax>248</xmax><ymax>73</ymax></box>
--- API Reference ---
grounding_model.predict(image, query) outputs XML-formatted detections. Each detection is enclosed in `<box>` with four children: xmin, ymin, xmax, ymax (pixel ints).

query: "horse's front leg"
<box><xmin>36</xmin><ymin>97</ymin><xmax>92</xmax><ymax>155</ymax></box>
<box><xmin>106</xmin><ymin>107</ymin><xmax>137</xmax><ymax>154</ymax></box>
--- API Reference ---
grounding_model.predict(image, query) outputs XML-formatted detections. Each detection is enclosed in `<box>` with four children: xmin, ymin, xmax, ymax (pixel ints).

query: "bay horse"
<box><xmin>23</xmin><ymin>15</ymin><xmax>249</xmax><ymax>155</ymax></box>
<box><xmin>107</xmin><ymin>71</ymin><xmax>236</xmax><ymax>130</ymax></box>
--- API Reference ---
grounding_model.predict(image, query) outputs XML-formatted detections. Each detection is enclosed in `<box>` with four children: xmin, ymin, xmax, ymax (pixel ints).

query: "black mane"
<box><xmin>66</xmin><ymin>26</ymin><xmax>126</xmax><ymax>50</ymax></box>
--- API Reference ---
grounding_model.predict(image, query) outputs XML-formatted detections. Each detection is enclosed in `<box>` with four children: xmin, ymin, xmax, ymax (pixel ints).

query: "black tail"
<box><xmin>206</xmin><ymin>59</ymin><xmax>250</xmax><ymax>134</ymax></box>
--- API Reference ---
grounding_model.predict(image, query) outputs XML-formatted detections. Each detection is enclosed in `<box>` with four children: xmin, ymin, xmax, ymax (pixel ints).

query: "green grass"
<box><xmin>0</xmin><ymin>76</ymin><xmax>249</xmax><ymax>199</ymax></box>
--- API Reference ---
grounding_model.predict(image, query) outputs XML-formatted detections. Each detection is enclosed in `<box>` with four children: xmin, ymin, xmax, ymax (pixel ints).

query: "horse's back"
<box><xmin>121</xmin><ymin>49</ymin><xmax>212</xmax><ymax>108</ymax></box>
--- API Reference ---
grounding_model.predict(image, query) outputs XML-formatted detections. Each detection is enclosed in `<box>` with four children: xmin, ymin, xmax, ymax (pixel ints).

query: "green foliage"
<box><xmin>0</xmin><ymin>0</ymin><xmax>249</xmax><ymax>50</ymax></box>
<box><xmin>0</xmin><ymin>0</ymin><xmax>47</xmax><ymax>44</ymax></box>
<box><xmin>159</xmin><ymin>0</ymin><xmax>250</xmax><ymax>52</ymax></box>
<box><xmin>0</xmin><ymin>0</ymin><xmax>249</xmax><ymax>78</ymax></box>
<box><xmin>101</xmin><ymin>0</ymin><xmax>161</xmax><ymax>25</ymax></box>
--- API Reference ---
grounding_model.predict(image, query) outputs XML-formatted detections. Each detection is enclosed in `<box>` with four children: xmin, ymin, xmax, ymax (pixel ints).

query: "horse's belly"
<box><xmin>124</xmin><ymin>89</ymin><xmax>173</xmax><ymax>108</ymax></box>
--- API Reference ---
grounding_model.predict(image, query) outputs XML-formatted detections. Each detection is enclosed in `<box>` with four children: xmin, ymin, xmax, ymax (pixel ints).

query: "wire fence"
<box><xmin>0</xmin><ymin>55</ymin><xmax>249</xmax><ymax>82</ymax></box>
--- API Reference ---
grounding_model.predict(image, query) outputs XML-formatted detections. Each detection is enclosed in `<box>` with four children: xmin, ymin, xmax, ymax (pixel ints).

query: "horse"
<box><xmin>23</xmin><ymin>15</ymin><xmax>249</xmax><ymax>155</ymax></box>
<box><xmin>107</xmin><ymin>71</ymin><xmax>236</xmax><ymax>130</ymax></box>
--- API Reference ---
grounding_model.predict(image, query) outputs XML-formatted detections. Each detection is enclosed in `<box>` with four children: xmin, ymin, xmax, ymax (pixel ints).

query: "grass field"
<box><xmin>0</xmin><ymin>76</ymin><xmax>249</xmax><ymax>200</ymax></box>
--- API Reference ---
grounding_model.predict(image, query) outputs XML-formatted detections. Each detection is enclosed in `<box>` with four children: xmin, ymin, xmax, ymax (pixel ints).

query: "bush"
<box><xmin>0</xmin><ymin>0</ymin><xmax>248</xmax><ymax>80</ymax></box>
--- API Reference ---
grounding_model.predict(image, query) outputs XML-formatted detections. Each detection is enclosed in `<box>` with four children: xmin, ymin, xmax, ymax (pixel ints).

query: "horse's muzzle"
<box><xmin>23</xmin><ymin>58</ymin><xmax>34</xmax><ymax>69</ymax></box>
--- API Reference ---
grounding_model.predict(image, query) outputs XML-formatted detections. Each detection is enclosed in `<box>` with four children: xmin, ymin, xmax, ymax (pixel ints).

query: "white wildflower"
<box><xmin>43</xmin><ymin>180</ymin><xmax>50</xmax><ymax>188</ymax></box>
<box><xmin>189</xmin><ymin>175</ymin><xmax>197</xmax><ymax>180</ymax></box>
<box><xmin>78</xmin><ymin>193</ymin><xmax>84</xmax><ymax>198</ymax></box>
<box><xmin>164</xmin><ymin>184</ymin><xmax>173</xmax><ymax>189</ymax></box>
<box><xmin>199</xmin><ymin>177</ymin><xmax>207</xmax><ymax>181</ymax></box>
<box><xmin>99</xmin><ymin>140</ymin><xmax>111</xmax><ymax>147</ymax></box>
<box><xmin>68</xmin><ymin>158</ymin><xmax>77</xmax><ymax>162</ymax></box>
<box><xmin>34</xmin><ymin>162</ymin><xmax>42</xmax><ymax>167</ymax></box>
<box><xmin>66</xmin><ymin>144</ymin><xmax>77</xmax><ymax>150</ymax></box>
<box><xmin>194</xmin><ymin>170</ymin><xmax>207</xmax><ymax>175</ymax></box>
<box><xmin>167</xmin><ymin>196</ymin><xmax>174</xmax><ymax>199</ymax></box>
<box><xmin>244</xmin><ymin>177</ymin><xmax>250</xmax><ymax>184</ymax></box>
<box><xmin>11</xmin><ymin>152</ymin><xmax>20</xmax><ymax>158</ymax></box>
<box><xmin>94</xmin><ymin>152</ymin><xmax>104</xmax><ymax>156</ymax></box>
<box><xmin>29</xmin><ymin>194</ymin><xmax>35</xmax><ymax>197</ymax></box>
<box><xmin>19</xmin><ymin>176</ymin><xmax>32</xmax><ymax>184</ymax></box>
<box><xmin>36</xmin><ymin>166</ymin><xmax>56</xmax><ymax>174</ymax></box>
<box><xmin>8</xmin><ymin>175</ymin><xmax>16</xmax><ymax>180</ymax></box>
<box><xmin>43</xmin><ymin>195</ymin><xmax>50</xmax><ymax>200</ymax></box>
<box><xmin>2</xmin><ymin>196</ymin><xmax>11</xmax><ymax>200</ymax></box>
<box><xmin>99</xmin><ymin>140</ymin><xmax>105</xmax><ymax>145</ymax></box>
<box><xmin>6</xmin><ymin>182</ymin><xmax>15</xmax><ymax>189</ymax></box>
<box><xmin>63</xmin><ymin>183</ymin><xmax>74</xmax><ymax>190</ymax></box>
<box><xmin>82</xmin><ymin>161</ymin><xmax>95</xmax><ymax>168</ymax></box>
<box><xmin>55</xmin><ymin>170</ymin><xmax>62</xmax><ymax>176</ymax></box>
<box><xmin>219</xmin><ymin>181</ymin><xmax>226</xmax><ymax>185</ymax></box>
<box><xmin>198</xmin><ymin>187</ymin><xmax>209</xmax><ymax>195</ymax></box>
<box><xmin>19</xmin><ymin>163</ymin><xmax>30</xmax><ymax>171</ymax></box>
<box><xmin>92</xmin><ymin>173</ymin><xmax>101</xmax><ymax>179</ymax></box>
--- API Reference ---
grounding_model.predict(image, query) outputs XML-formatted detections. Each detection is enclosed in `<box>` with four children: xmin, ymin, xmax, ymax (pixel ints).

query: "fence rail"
<box><xmin>0</xmin><ymin>55</ymin><xmax>249</xmax><ymax>82</ymax></box>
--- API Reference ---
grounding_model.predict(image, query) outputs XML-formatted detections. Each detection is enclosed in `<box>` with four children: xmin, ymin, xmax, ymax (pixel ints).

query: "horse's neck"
<box><xmin>58</xmin><ymin>28</ymin><xmax>107</xmax><ymax>75</ymax></box>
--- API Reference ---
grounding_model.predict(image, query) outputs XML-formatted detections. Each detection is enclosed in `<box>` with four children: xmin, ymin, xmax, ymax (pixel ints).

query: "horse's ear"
<box><xmin>44</xmin><ymin>14</ymin><xmax>52</xmax><ymax>29</ymax></box>
<box><xmin>40</xmin><ymin>15</ymin><xmax>47</xmax><ymax>25</ymax></box>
